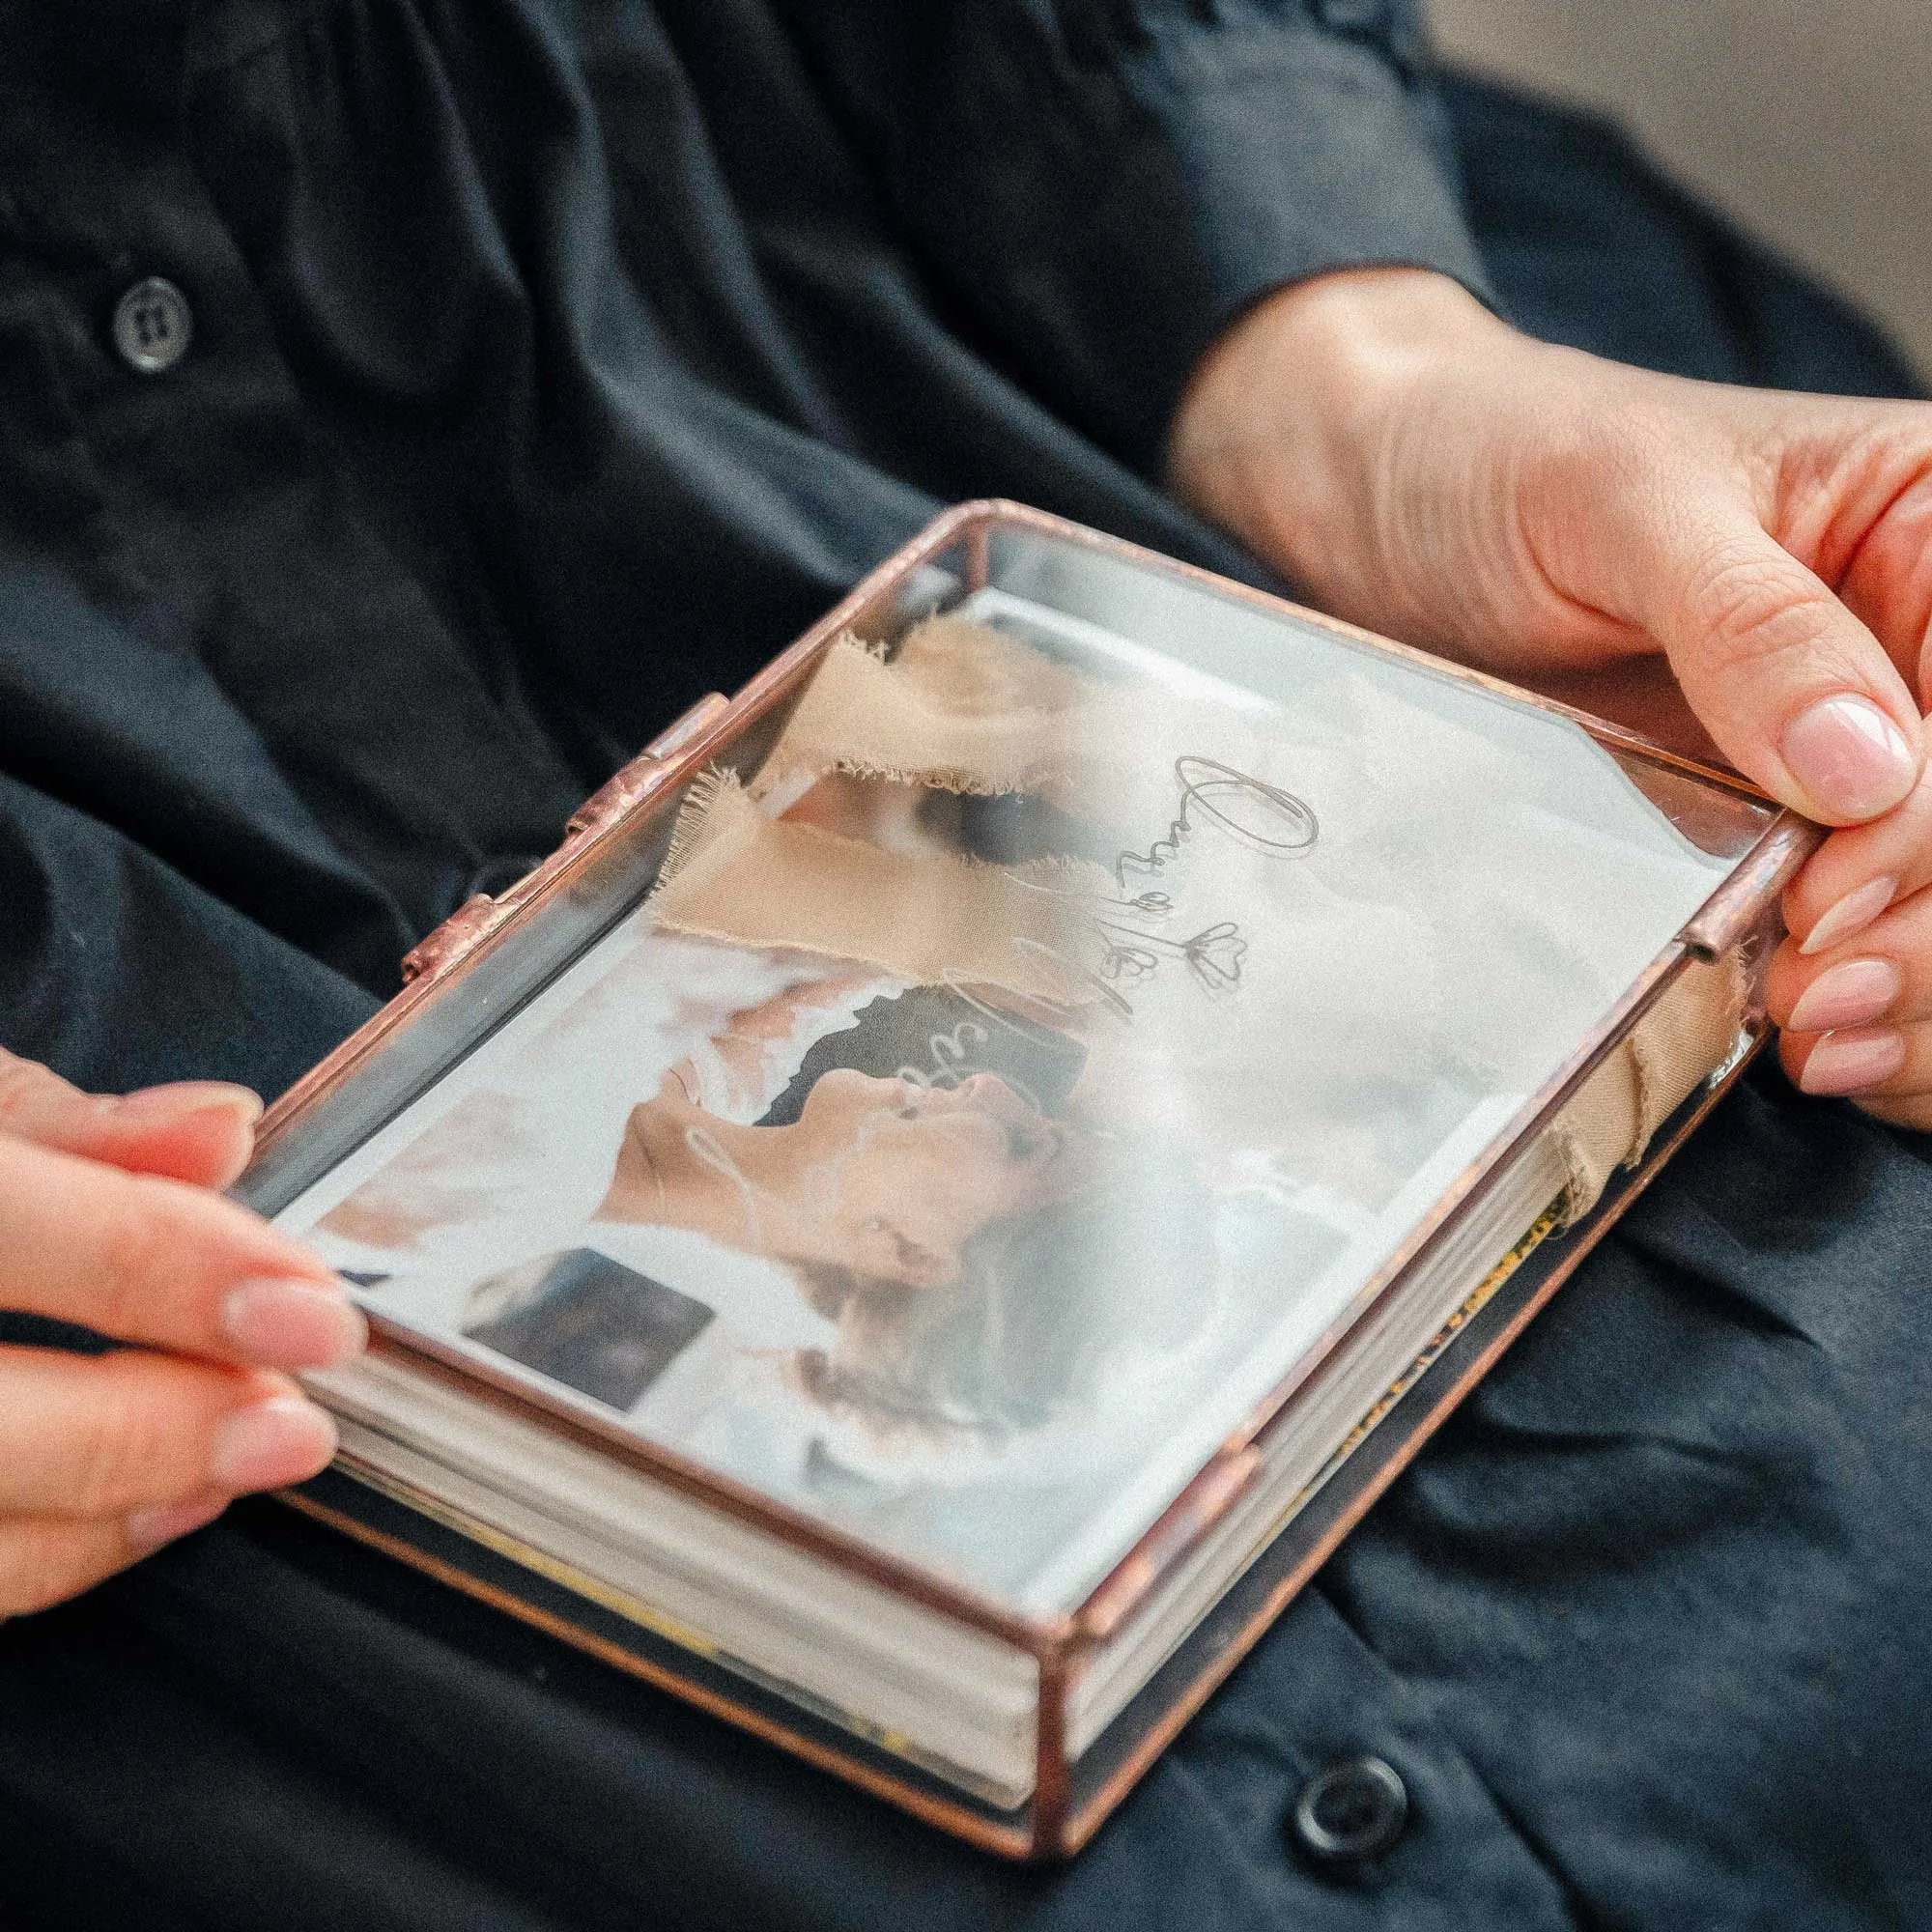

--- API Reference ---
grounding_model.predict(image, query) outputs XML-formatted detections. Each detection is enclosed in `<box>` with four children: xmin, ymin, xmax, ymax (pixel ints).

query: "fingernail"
<box><xmin>128</xmin><ymin>1490</ymin><xmax>228</xmax><ymax>1555</ymax></box>
<box><xmin>220</xmin><ymin>1277</ymin><xmax>367</xmax><ymax>1370</ymax></box>
<box><xmin>209</xmin><ymin>1396</ymin><xmax>339</xmax><ymax>1492</ymax></box>
<box><xmin>1800</xmin><ymin>875</ymin><xmax>1899</xmax><ymax>955</ymax></box>
<box><xmin>115</xmin><ymin>1083</ymin><xmax>264</xmax><ymax>1129</ymax></box>
<box><xmin>1787</xmin><ymin>956</ymin><xmax>1903</xmax><ymax>1034</ymax></box>
<box><xmin>1780</xmin><ymin>698</ymin><xmax>1918</xmax><ymax>821</ymax></box>
<box><xmin>1798</xmin><ymin>1027</ymin><xmax>1906</xmax><ymax>1097</ymax></box>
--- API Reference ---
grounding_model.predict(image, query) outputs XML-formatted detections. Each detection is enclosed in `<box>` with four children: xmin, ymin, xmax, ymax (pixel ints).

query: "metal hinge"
<box><xmin>399</xmin><ymin>690</ymin><xmax>730</xmax><ymax>986</ymax></box>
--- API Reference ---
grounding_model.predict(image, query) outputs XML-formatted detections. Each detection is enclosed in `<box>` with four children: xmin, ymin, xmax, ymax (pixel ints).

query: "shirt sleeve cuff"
<box><xmin>923</xmin><ymin>11</ymin><xmax>1492</xmax><ymax>475</ymax></box>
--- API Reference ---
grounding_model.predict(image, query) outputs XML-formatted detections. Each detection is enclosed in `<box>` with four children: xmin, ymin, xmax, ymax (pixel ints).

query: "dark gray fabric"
<box><xmin>0</xmin><ymin>9</ymin><xmax>1926</xmax><ymax>1927</ymax></box>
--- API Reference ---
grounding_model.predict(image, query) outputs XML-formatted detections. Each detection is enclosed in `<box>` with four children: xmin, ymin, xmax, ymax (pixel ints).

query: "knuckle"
<box><xmin>1815</xmin><ymin>412</ymin><xmax>1932</xmax><ymax>506</ymax></box>
<box><xmin>0</xmin><ymin>1523</ymin><xmax>115</xmax><ymax>1618</ymax></box>
<box><xmin>1681</xmin><ymin>545</ymin><xmax>1879</xmax><ymax>700</ymax></box>
<box><xmin>93</xmin><ymin>1178</ymin><xmax>191</xmax><ymax>1335</ymax></box>
<box><xmin>61</xmin><ymin>1369</ymin><xmax>190</xmax><ymax>1515</ymax></box>
<box><xmin>1685</xmin><ymin>549</ymin><xmax>1818</xmax><ymax>666</ymax></box>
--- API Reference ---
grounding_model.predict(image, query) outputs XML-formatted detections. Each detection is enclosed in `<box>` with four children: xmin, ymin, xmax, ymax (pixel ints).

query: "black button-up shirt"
<box><xmin>3</xmin><ymin>6</ymin><xmax>1931</xmax><ymax>1929</ymax></box>
<box><xmin>0</xmin><ymin>0</ymin><xmax>1481</xmax><ymax>1097</ymax></box>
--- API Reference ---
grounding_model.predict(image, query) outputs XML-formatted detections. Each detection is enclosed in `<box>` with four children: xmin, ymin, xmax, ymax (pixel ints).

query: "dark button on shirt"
<box><xmin>1291</xmin><ymin>1756</ymin><xmax>1410</xmax><ymax>1866</ymax></box>
<box><xmin>109</xmin><ymin>274</ymin><xmax>194</xmax><ymax>373</ymax></box>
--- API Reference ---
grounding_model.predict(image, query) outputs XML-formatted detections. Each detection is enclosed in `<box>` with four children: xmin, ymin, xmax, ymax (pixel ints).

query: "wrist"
<box><xmin>1166</xmin><ymin>268</ymin><xmax>1515</xmax><ymax>612</ymax></box>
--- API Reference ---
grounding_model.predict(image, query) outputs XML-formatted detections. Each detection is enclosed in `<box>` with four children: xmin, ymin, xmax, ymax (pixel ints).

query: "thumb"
<box><xmin>1639</xmin><ymin>508</ymin><xmax>1922</xmax><ymax>825</ymax></box>
<box><xmin>0</xmin><ymin>1050</ymin><xmax>262</xmax><ymax>1189</ymax></box>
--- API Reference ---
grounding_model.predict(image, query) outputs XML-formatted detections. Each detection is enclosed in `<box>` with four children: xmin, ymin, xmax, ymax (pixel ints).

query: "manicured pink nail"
<box><xmin>220</xmin><ymin>1277</ymin><xmax>367</xmax><ymax>1370</ymax></box>
<box><xmin>1780</xmin><ymin>699</ymin><xmax>1918</xmax><ymax>821</ymax></box>
<box><xmin>1798</xmin><ymin>1027</ymin><xmax>1906</xmax><ymax>1096</ymax></box>
<box><xmin>1800</xmin><ymin>875</ymin><xmax>1898</xmax><ymax>955</ymax></box>
<box><xmin>209</xmin><ymin>1396</ymin><xmax>338</xmax><ymax>1492</ymax></box>
<box><xmin>1787</xmin><ymin>957</ymin><xmax>1902</xmax><ymax>1035</ymax></box>
<box><xmin>127</xmin><ymin>1491</ymin><xmax>228</xmax><ymax>1555</ymax></box>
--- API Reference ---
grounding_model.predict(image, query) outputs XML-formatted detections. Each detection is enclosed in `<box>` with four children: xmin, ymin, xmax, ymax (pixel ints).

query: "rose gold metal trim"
<box><xmin>259</xmin><ymin>944</ymin><xmax>458</xmax><ymax>1145</ymax></box>
<box><xmin>398</xmin><ymin>692</ymin><xmax>733</xmax><ymax>989</ymax></box>
<box><xmin>565</xmin><ymin>693</ymin><xmax>733</xmax><ymax>840</ymax></box>
<box><xmin>355</xmin><ymin>1330</ymin><xmax>1064</xmax><ymax>1651</ymax></box>
<box><xmin>250</xmin><ymin>523</ymin><xmax>946</xmax><ymax>1150</ymax></box>
<box><xmin>255</xmin><ymin>513</ymin><xmax>1090</xmax><ymax>1668</ymax></box>
<box><xmin>964</xmin><ymin>520</ymin><xmax>991</xmax><ymax>596</ymax></box>
<box><xmin>277</xmin><ymin>1487</ymin><xmax>1037</xmax><ymax>1860</ymax></box>
<box><xmin>1058</xmin><ymin>1028</ymin><xmax>1770</xmax><ymax>1854</ymax></box>
<box><xmin>251</xmin><ymin>498</ymin><xmax>1804</xmax><ymax>1860</ymax></box>
<box><xmin>256</xmin><ymin>696</ymin><xmax>742</xmax><ymax>1145</ymax></box>
<box><xmin>1073</xmin><ymin>1446</ymin><xmax>1264</xmax><ymax>1644</ymax></box>
<box><xmin>257</xmin><ymin>525</ymin><xmax>1094</xmax><ymax>1644</ymax></box>
<box><xmin>915</xmin><ymin>502</ymin><xmax>1787</xmax><ymax>1622</ymax></box>
<box><xmin>398</xmin><ymin>894</ymin><xmax>497</xmax><ymax>986</ymax></box>
<box><xmin>1032</xmin><ymin>1643</ymin><xmax>1073</xmax><ymax>1857</ymax></box>
<box><xmin>1681</xmin><ymin>811</ymin><xmax>1822</xmax><ymax>959</ymax></box>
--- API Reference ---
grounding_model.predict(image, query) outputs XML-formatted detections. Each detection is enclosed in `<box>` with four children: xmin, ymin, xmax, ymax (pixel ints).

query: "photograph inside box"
<box><xmin>276</xmin><ymin>585</ymin><xmax>1741</xmax><ymax>1619</ymax></box>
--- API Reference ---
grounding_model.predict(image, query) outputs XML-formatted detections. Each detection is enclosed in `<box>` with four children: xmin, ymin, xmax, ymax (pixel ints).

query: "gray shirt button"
<box><xmin>1290</xmin><ymin>1754</ymin><xmax>1409</xmax><ymax>1865</ymax></box>
<box><xmin>111</xmin><ymin>276</ymin><xmax>194</xmax><ymax>374</ymax></box>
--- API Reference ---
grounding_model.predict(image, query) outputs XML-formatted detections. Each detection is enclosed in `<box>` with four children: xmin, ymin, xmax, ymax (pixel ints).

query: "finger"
<box><xmin>0</xmin><ymin>1494</ymin><xmax>228</xmax><ymax>1620</ymax></box>
<box><xmin>1829</xmin><ymin>454</ymin><xmax>1932</xmax><ymax>701</ymax></box>
<box><xmin>1768</xmin><ymin>882</ymin><xmax>1932</xmax><ymax>1032</ymax></box>
<box><xmin>1768</xmin><ymin>885</ymin><xmax>1932</xmax><ymax>1125</ymax></box>
<box><xmin>0</xmin><ymin>1347</ymin><xmax>336</xmax><ymax>1516</ymax></box>
<box><xmin>1782</xmin><ymin>730</ymin><xmax>1932</xmax><ymax>954</ymax></box>
<box><xmin>0</xmin><ymin>1047</ymin><xmax>262</xmax><ymax>1188</ymax></box>
<box><xmin>1777</xmin><ymin>1018</ymin><xmax>1932</xmax><ymax>1127</ymax></box>
<box><xmin>1635</xmin><ymin>504</ymin><xmax>1921</xmax><ymax>825</ymax></box>
<box><xmin>0</xmin><ymin>1517</ymin><xmax>146</xmax><ymax>1619</ymax></box>
<box><xmin>0</xmin><ymin>1134</ymin><xmax>364</xmax><ymax>1371</ymax></box>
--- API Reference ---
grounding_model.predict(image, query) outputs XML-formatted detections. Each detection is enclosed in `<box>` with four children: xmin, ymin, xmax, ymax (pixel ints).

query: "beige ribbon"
<box><xmin>1550</xmin><ymin>951</ymin><xmax>1746</xmax><ymax>1222</ymax></box>
<box><xmin>751</xmin><ymin>618</ymin><xmax>1197</xmax><ymax>821</ymax></box>
<box><xmin>654</xmin><ymin>768</ymin><xmax>1116</xmax><ymax>1004</ymax></box>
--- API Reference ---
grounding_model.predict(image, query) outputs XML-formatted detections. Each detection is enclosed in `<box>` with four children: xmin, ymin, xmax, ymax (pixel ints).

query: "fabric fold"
<box><xmin>1552</xmin><ymin>953</ymin><xmax>1747</xmax><ymax>1222</ymax></box>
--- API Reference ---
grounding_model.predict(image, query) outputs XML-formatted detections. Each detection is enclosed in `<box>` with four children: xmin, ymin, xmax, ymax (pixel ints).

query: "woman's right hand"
<box><xmin>1170</xmin><ymin>266</ymin><xmax>1932</xmax><ymax>1124</ymax></box>
<box><xmin>0</xmin><ymin>1049</ymin><xmax>363</xmax><ymax>1617</ymax></box>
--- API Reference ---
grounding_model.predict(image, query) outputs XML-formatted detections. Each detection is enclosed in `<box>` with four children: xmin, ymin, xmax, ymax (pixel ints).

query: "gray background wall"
<box><xmin>1428</xmin><ymin>0</ymin><xmax>1932</xmax><ymax>382</ymax></box>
